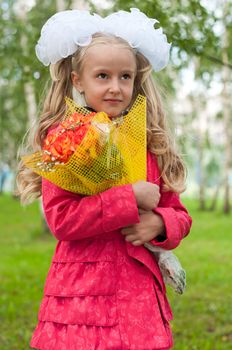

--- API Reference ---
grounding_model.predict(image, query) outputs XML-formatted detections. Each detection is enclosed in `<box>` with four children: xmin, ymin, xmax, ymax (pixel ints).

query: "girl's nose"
<box><xmin>109</xmin><ymin>78</ymin><xmax>120</xmax><ymax>93</ymax></box>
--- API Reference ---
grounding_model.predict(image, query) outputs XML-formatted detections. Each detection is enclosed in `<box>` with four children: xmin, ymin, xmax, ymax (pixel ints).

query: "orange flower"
<box><xmin>42</xmin><ymin>112</ymin><xmax>96</xmax><ymax>164</ymax></box>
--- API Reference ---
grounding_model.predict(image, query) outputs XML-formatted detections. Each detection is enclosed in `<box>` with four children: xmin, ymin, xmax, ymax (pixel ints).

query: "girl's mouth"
<box><xmin>104</xmin><ymin>99</ymin><xmax>122</xmax><ymax>104</ymax></box>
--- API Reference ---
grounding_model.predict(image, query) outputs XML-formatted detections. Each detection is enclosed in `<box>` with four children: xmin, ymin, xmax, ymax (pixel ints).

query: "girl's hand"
<box><xmin>132</xmin><ymin>181</ymin><xmax>160</xmax><ymax>211</ymax></box>
<box><xmin>121</xmin><ymin>210</ymin><xmax>165</xmax><ymax>246</ymax></box>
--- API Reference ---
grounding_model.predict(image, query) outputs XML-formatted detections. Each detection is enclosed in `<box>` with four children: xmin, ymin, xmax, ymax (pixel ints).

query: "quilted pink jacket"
<box><xmin>31</xmin><ymin>151</ymin><xmax>192</xmax><ymax>350</ymax></box>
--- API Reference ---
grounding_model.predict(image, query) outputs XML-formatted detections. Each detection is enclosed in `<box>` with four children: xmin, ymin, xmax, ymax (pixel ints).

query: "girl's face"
<box><xmin>72</xmin><ymin>44</ymin><xmax>137</xmax><ymax>117</ymax></box>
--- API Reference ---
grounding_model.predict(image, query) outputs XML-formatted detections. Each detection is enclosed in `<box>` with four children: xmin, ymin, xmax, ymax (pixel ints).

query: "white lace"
<box><xmin>35</xmin><ymin>8</ymin><xmax>171</xmax><ymax>72</ymax></box>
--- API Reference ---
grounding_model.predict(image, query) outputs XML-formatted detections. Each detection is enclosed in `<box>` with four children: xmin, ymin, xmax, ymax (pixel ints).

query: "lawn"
<box><xmin>0</xmin><ymin>194</ymin><xmax>231</xmax><ymax>349</ymax></box>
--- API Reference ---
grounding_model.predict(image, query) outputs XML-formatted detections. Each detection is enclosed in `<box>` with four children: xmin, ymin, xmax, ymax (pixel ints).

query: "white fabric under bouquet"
<box><xmin>145</xmin><ymin>243</ymin><xmax>186</xmax><ymax>294</ymax></box>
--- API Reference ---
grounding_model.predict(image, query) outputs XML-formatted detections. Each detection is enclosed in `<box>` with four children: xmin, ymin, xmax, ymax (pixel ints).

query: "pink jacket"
<box><xmin>31</xmin><ymin>151</ymin><xmax>192</xmax><ymax>350</ymax></box>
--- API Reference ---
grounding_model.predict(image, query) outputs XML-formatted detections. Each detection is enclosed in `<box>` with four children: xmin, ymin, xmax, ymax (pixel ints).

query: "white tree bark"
<box><xmin>56</xmin><ymin>0</ymin><xmax>89</xmax><ymax>11</ymax></box>
<box><xmin>14</xmin><ymin>2</ymin><xmax>37</xmax><ymax>129</ymax></box>
<box><xmin>56</xmin><ymin>0</ymin><xmax>67</xmax><ymax>11</ymax></box>
<box><xmin>193</xmin><ymin>58</ymin><xmax>206</xmax><ymax>210</ymax></box>
<box><xmin>71</xmin><ymin>0</ymin><xmax>89</xmax><ymax>10</ymax></box>
<box><xmin>24</xmin><ymin>83</ymin><xmax>37</xmax><ymax>129</ymax></box>
<box><xmin>221</xmin><ymin>0</ymin><xmax>231</xmax><ymax>214</ymax></box>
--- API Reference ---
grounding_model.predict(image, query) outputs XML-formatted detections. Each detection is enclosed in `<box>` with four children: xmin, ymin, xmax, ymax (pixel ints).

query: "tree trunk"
<box><xmin>192</xmin><ymin>59</ymin><xmax>207</xmax><ymax>210</ymax></box>
<box><xmin>17</xmin><ymin>7</ymin><xmax>37</xmax><ymax>130</ymax></box>
<box><xmin>221</xmin><ymin>1</ymin><xmax>231</xmax><ymax>214</ymax></box>
<box><xmin>71</xmin><ymin>0</ymin><xmax>89</xmax><ymax>9</ymax></box>
<box><xmin>56</xmin><ymin>0</ymin><xmax>67</xmax><ymax>11</ymax></box>
<box><xmin>197</xmin><ymin>132</ymin><xmax>206</xmax><ymax>210</ymax></box>
<box><xmin>56</xmin><ymin>0</ymin><xmax>89</xmax><ymax>11</ymax></box>
<box><xmin>209</xmin><ymin>182</ymin><xmax>221</xmax><ymax>211</ymax></box>
<box><xmin>24</xmin><ymin>82</ymin><xmax>37</xmax><ymax>129</ymax></box>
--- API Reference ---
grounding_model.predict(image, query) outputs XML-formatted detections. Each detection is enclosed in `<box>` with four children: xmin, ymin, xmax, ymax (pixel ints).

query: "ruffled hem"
<box><xmin>38</xmin><ymin>295</ymin><xmax>117</xmax><ymax>326</ymax></box>
<box><xmin>30</xmin><ymin>321</ymin><xmax>171</xmax><ymax>350</ymax></box>
<box><xmin>30</xmin><ymin>321</ymin><xmax>122</xmax><ymax>350</ymax></box>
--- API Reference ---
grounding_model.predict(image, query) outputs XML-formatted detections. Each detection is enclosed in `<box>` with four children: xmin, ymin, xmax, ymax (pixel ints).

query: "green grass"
<box><xmin>168</xmin><ymin>198</ymin><xmax>232</xmax><ymax>350</ymax></box>
<box><xmin>0</xmin><ymin>195</ymin><xmax>55</xmax><ymax>350</ymax></box>
<box><xmin>0</xmin><ymin>194</ymin><xmax>232</xmax><ymax>349</ymax></box>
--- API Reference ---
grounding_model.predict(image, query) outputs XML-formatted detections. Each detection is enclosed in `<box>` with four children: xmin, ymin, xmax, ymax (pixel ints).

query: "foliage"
<box><xmin>108</xmin><ymin>0</ymin><xmax>223</xmax><ymax>72</ymax></box>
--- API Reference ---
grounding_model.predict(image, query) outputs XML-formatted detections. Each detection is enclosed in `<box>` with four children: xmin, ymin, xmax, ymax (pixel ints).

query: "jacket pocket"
<box><xmin>45</xmin><ymin>261</ymin><xmax>116</xmax><ymax>296</ymax></box>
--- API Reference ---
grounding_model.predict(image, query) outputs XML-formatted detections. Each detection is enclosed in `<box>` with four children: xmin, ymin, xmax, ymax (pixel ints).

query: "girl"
<box><xmin>17</xmin><ymin>8</ymin><xmax>192</xmax><ymax>350</ymax></box>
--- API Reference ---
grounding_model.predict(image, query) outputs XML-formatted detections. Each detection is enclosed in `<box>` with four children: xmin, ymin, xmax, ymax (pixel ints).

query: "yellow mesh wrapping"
<box><xmin>22</xmin><ymin>94</ymin><xmax>147</xmax><ymax>195</ymax></box>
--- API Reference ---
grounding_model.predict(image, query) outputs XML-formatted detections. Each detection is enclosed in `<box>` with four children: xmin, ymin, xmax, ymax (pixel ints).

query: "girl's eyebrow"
<box><xmin>92</xmin><ymin>67</ymin><xmax>136</xmax><ymax>74</ymax></box>
<box><xmin>121</xmin><ymin>69</ymin><xmax>136</xmax><ymax>74</ymax></box>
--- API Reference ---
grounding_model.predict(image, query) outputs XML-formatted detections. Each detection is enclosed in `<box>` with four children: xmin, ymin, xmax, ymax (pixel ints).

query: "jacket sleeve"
<box><xmin>42</xmin><ymin>179</ymin><xmax>140</xmax><ymax>241</ymax></box>
<box><xmin>150</xmin><ymin>187</ymin><xmax>192</xmax><ymax>250</ymax></box>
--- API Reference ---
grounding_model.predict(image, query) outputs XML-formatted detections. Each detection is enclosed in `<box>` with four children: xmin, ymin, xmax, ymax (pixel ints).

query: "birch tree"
<box><xmin>221</xmin><ymin>0</ymin><xmax>231</xmax><ymax>213</ymax></box>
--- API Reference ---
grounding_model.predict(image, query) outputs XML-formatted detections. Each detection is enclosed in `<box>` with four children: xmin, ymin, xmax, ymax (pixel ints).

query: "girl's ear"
<box><xmin>71</xmin><ymin>71</ymin><xmax>83</xmax><ymax>93</ymax></box>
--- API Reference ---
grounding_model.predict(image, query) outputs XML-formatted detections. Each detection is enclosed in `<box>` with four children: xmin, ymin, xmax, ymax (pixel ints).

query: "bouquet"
<box><xmin>22</xmin><ymin>94</ymin><xmax>186</xmax><ymax>294</ymax></box>
<box><xmin>22</xmin><ymin>95</ymin><xmax>147</xmax><ymax>195</ymax></box>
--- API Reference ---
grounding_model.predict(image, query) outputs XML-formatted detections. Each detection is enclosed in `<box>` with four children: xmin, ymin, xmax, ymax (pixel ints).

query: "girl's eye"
<box><xmin>121</xmin><ymin>74</ymin><xmax>131</xmax><ymax>80</ymax></box>
<box><xmin>97</xmin><ymin>73</ymin><xmax>108</xmax><ymax>79</ymax></box>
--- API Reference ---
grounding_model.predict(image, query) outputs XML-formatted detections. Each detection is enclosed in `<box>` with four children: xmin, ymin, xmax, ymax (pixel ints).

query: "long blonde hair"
<box><xmin>17</xmin><ymin>33</ymin><xmax>186</xmax><ymax>204</ymax></box>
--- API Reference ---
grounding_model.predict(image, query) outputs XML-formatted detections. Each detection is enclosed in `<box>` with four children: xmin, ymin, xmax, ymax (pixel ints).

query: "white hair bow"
<box><xmin>35</xmin><ymin>8</ymin><xmax>171</xmax><ymax>72</ymax></box>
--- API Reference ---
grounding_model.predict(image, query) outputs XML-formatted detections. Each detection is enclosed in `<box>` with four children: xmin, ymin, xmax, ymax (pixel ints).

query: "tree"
<box><xmin>221</xmin><ymin>0</ymin><xmax>232</xmax><ymax>213</ymax></box>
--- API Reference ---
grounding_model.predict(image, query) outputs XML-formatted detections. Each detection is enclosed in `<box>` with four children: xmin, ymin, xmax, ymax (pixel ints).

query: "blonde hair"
<box><xmin>17</xmin><ymin>33</ymin><xmax>186</xmax><ymax>204</ymax></box>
